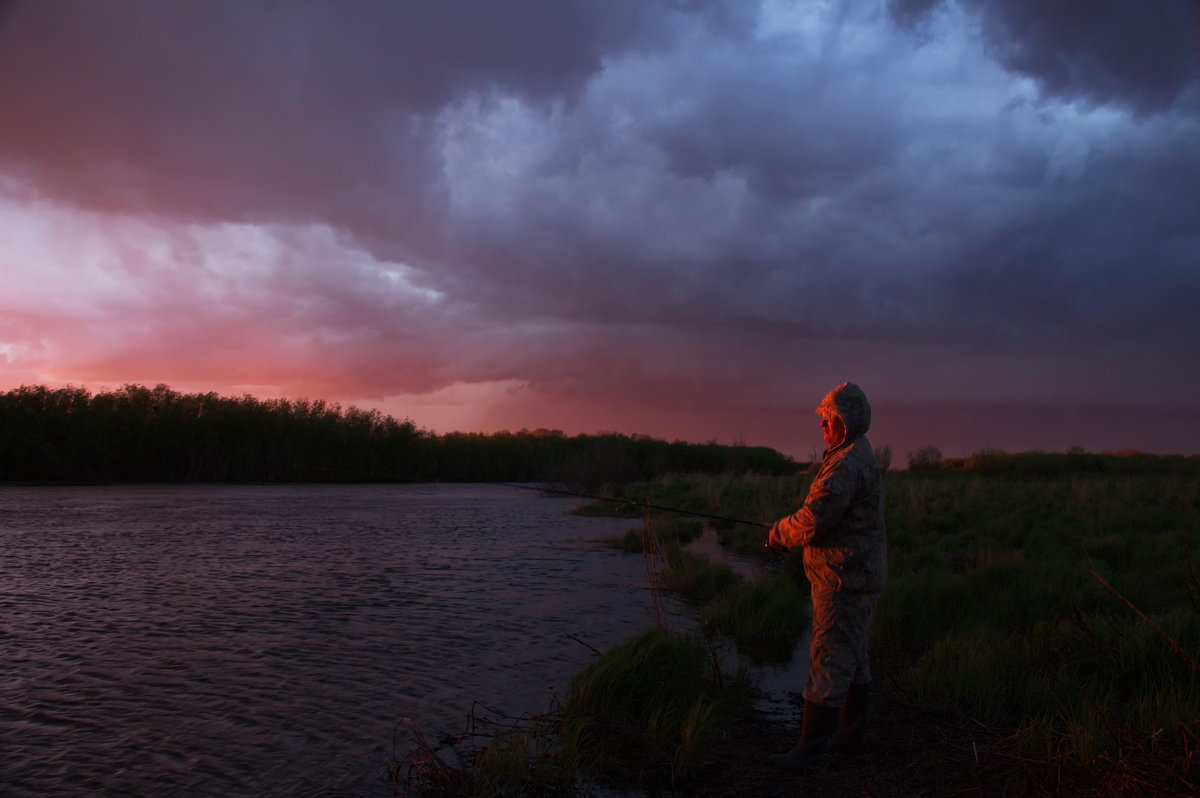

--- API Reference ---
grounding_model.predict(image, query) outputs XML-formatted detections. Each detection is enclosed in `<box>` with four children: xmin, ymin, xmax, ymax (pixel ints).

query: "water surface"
<box><xmin>2</xmin><ymin>483</ymin><xmax>694</xmax><ymax>797</ymax></box>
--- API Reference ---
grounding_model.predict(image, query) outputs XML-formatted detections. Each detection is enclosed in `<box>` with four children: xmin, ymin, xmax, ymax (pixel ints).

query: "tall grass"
<box><xmin>701</xmin><ymin>574</ymin><xmax>809</xmax><ymax>664</ymax></box>
<box><xmin>592</xmin><ymin>469</ymin><xmax>1200</xmax><ymax>767</ymax></box>
<box><xmin>657</xmin><ymin>544</ymin><xmax>809</xmax><ymax>662</ymax></box>
<box><xmin>659</xmin><ymin>545</ymin><xmax>741</xmax><ymax>603</ymax></box>
<box><xmin>584</xmin><ymin>472</ymin><xmax>812</xmax><ymax>554</ymax></box>
<box><xmin>605</xmin><ymin>517</ymin><xmax>703</xmax><ymax>552</ymax></box>
<box><xmin>878</xmin><ymin>472</ymin><xmax>1199</xmax><ymax>760</ymax></box>
<box><xmin>393</xmin><ymin>627</ymin><xmax>752</xmax><ymax>796</ymax></box>
<box><xmin>469</xmin><ymin>717</ymin><xmax>576</xmax><ymax>798</ymax></box>
<box><xmin>561</xmin><ymin>627</ymin><xmax>748</xmax><ymax>785</ymax></box>
<box><xmin>595</xmin><ymin>477</ymin><xmax>813</xmax><ymax>661</ymax></box>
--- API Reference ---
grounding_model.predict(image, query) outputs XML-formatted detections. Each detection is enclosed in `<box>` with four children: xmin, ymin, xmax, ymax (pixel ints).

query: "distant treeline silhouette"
<box><xmin>0</xmin><ymin>384</ymin><xmax>798</xmax><ymax>484</ymax></box>
<box><xmin>905</xmin><ymin>445</ymin><xmax>1200</xmax><ymax>476</ymax></box>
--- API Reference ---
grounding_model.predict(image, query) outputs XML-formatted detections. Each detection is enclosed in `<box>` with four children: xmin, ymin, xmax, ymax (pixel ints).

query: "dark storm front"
<box><xmin>0</xmin><ymin>484</ymin><xmax>650</xmax><ymax>797</ymax></box>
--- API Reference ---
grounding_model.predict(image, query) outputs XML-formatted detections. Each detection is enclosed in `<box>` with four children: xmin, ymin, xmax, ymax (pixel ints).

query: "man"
<box><xmin>766</xmin><ymin>382</ymin><xmax>887</xmax><ymax>769</ymax></box>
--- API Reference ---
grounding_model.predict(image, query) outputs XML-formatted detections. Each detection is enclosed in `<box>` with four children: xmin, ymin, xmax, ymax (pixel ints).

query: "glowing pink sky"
<box><xmin>2</xmin><ymin>1</ymin><xmax>1198</xmax><ymax>461</ymax></box>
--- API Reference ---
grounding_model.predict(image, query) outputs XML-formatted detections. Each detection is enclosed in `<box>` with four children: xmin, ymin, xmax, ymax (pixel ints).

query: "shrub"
<box><xmin>906</xmin><ymin>445</ymin><xmax>943</xmax><ymax>471</ymax></box>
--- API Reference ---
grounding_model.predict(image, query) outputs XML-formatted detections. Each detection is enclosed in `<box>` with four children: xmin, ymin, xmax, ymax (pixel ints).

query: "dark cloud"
<box><xmin>894</xmin><ymin>0</ymin><xmax>1200</xmax><ymax>113</ymax></box>
<box><xmin>0</xmin><ymin>0</ymin><xmax>714</xmax><ymax>225</ymax></box>
<box><xmin>981</xmin><ymin>0</ymin><xmax>1198</xmax><ymax>114</ymax></box>
<box><xmin>888</xmin><ymin>0</ymin><xmax>944</xmax><ymax>28</ymax></box>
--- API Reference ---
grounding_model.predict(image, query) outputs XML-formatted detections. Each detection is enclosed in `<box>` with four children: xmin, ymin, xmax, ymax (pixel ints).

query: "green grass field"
<box><xmin>598</xmin><ymin>465</ymin><xmax>1200</xmax><ymax>768</ymax></box>
<box><xmin>880</xmin><ymin>472</ymin><xmax>1200</xmax><ymax>761</ymax></box>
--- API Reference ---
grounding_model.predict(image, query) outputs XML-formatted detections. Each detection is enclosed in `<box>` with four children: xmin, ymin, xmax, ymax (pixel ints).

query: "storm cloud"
<box><xmin>1</xmin><ymin>0</ymin><xmax>1197</xmax><ymax>458</ymax></box>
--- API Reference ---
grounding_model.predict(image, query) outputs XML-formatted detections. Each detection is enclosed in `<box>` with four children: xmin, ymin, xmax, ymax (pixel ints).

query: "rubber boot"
<box><xmin>768</xmin><ymin>699</ymin><xmax>840</xmax><ymax>770</ymax></box>
<box><xmin>829</xmin><ymin>682</ymin><xmax>871</xmax><ymax>755</ymax></box>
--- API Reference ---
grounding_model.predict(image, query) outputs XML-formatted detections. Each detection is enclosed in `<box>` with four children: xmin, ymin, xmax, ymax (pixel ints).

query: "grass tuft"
<box><xmin>605</xmin><ymin>516</ymin><xmax>704</xmax><ymax>552</ymax></box>
<box><xmin>660</xmin><ymin>545</ymin><xmax>741</xmax><ymax>603</ymax></box>
<box><xmin>702</xmin><ymin>574</ymin><xmax>809</xmax><ymax>664</ymax></box>
<box><xmin>561</xmin><ymin>626</ymin><xmax>747</xmax><ymax>785</ymax></box>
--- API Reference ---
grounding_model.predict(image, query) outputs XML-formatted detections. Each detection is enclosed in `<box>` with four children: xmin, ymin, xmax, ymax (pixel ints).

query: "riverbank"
<box><xmin>569</xmin><ymin>470</ymin><xmax>1200</xmax><ymax>798</ymax></box>
<box><xmin>401</xmin><ymin>649</ymin><xmax>1194</xmax><ymax>797</ymax></box>
<box><xmin>394</xmin><ymin>470</ymin><xmax>1198</xmax><ymax>797</ymax></box>
<box><xmin>683</xmin><ymin>653</ymin><xmax>1195</xmax><ymax>798</ymax></box>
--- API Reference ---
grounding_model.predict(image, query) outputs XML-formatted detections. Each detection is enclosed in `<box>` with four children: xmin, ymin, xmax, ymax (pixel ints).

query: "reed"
<box><xmin>389</xmin><ymin>722</ymin><xmax>473</xmax><ymax>797</ymax></box>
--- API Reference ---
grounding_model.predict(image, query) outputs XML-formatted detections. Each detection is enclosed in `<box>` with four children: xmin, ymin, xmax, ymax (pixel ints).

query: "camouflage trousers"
<box><xmin>803</xmin><ymin>588</ymin><xmax>881</xmax><ymax>708</ymax></box>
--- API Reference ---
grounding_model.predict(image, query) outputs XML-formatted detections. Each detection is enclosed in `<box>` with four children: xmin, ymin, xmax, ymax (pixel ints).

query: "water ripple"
<box><xmin>1</xmin><ymin>483</ymin><xmax>661</xmax><ymax>797</ymax></box>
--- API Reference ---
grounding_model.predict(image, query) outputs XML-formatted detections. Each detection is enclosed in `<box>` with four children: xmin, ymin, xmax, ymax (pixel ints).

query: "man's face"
<box><xmin>820</xmin><ymin>415</ymin><xmax>845</xmax><ymax>448</ymax></box>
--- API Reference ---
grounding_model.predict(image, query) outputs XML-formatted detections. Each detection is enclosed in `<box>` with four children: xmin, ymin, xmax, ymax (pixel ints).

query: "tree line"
<box><xmin>0</xmin><ymin>384</ymin><xmax>798</xmax><ymax>484</ymax></box>
<box><xmin>904</xmin><ymin>444</ymin><xmax>1200</xmax><ymax>475</ymax></box>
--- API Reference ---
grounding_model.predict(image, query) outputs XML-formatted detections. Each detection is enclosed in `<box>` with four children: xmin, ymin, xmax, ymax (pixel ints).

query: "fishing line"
<box><xmin>499</xmin><ymin>482</ymin><xmax>771</xmax><ymax>530</ymax></box>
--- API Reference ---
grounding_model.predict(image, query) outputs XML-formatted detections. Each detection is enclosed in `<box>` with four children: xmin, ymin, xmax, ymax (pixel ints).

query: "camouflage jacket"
<box><xmin>774</xmin><ymin>384</ymin><xmax>887</xmax><ymax>594</ymax></box>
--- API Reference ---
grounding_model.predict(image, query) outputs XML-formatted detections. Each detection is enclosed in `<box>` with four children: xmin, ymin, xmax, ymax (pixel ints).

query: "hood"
<box><xmin>815</xmin><ymin>382</ymin><xmax>872</xmax><ymax>443</ymax></box>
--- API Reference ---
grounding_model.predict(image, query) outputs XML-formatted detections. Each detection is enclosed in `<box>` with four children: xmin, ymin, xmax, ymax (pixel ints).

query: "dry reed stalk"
<box><xmin>387</xmin><ymin>719</ymin><xmax>471</xmax><ymax>797</ymax></box>
<box><xmin>642</xmin><ymin>503</ymin><xmax>667</xmax><ymax>628</ymax></box>
<box><xmin>1187</xmin><ymin>555</ymin><xmax>1200</xmax><ymax>613</ymax></box>
<box><xmin>1083</xmin><ymin>560</ymin><xmax>1200</xmax><ymax>671</ymax></box>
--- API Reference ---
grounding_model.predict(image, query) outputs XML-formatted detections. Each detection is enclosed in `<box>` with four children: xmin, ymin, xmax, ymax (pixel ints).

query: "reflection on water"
<box><xmin>1</xmin><ymin>483</ymin><xmax>700</xmax><ymax>797</ymax></box>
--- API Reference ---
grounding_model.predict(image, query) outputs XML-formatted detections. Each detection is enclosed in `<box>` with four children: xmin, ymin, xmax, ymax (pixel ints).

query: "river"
<box><xmin>0</xmin><ymin>483</ymin><xmax>803</xmax><ymax>796</ymax></box>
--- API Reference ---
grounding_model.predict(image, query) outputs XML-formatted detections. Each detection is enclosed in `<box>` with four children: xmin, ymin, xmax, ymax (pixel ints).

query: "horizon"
<box><xmin>6</xmin><ymin>380</ymin><xmax>1198</xmax><ymax>464</ymax></box>
<box><xmin>2</xmin><ymin>2</ymin><xmax>1198</xmax><ymax>463</ymax></box>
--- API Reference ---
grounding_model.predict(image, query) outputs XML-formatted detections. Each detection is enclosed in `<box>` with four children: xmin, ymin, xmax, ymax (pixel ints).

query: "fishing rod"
<box><xmin>500</xmin><ymin>482</ymin><xmax>771</xmax><ymax>530</ymax></box>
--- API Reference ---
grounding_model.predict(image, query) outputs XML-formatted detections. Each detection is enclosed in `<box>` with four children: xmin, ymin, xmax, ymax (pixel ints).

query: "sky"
<box><xmin>1</xmin><ymin>0</ymin><xmax>1198</xmax><ymax>462</ymax></box>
